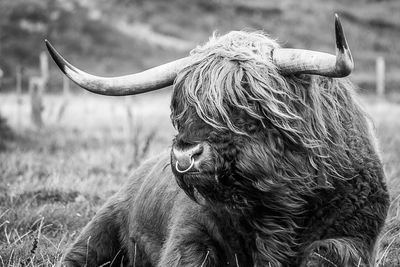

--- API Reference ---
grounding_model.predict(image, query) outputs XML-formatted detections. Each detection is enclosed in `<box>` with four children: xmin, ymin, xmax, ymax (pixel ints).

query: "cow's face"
<box><xmin>170</xmin><ymin>99</ymin><xmax>273</xmax><ymax>207</ymax></box>
<box><xmin>168</xmin><ymin>33</ymin><xmax>296</xmax><ymax>207</ymax></box>
<box><xmin>167</xmin><ymin>31</ymin><xmax>330</xmax><ymax>209</ymax></box>
<box><xmin>169</xmin><ymin>70</ymin><xmax>321</xmax><ymax>211</ymax></box>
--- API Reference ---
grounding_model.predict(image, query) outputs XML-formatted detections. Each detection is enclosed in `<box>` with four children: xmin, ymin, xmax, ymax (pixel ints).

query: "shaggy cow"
<box><xmin>46</xmin><ymin>15</ymin><xmax>389</xmax><ymax>267</ymax></box>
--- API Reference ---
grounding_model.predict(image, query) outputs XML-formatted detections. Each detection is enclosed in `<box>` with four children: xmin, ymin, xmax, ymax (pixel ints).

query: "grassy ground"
<box><xmin>0</xmin><ymin>91</ymin><xmax>399</xmax><ymax>266</ymax></box>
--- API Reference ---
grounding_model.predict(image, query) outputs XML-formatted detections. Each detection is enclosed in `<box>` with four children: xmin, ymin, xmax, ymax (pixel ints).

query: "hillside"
<box><xmin>0</xmin><ymin>0</ymin><xmax>183</xmax><ymax>91</ymax></box>
<box><xmin>0</xmin><ymin>0</ymin><xmax>399</xmax><ymax>92</ymax></box>
<box><xmin>93</xmin><ymin>0</ymin><xmax>400</xmax><ymax>92</ymax></box>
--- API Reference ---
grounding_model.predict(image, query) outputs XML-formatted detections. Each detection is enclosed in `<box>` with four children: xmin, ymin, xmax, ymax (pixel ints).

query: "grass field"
<box><xmin>0</xmin><ymin>91</ymin><xmax>399</xmax><ymax>266</ymax></box>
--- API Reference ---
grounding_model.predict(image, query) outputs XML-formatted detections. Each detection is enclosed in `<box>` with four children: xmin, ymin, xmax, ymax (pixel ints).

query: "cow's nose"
<box><xmin>172</xmin><ymin>143</ymin><xmax>204</xmax><ymax>173</ymax></box>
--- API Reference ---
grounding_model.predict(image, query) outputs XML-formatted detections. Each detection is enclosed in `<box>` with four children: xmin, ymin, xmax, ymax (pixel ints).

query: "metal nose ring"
<box><xmin>175</xmin><ymin>157</ymin><xmax>195</xmax><ymax>173</ymax></box>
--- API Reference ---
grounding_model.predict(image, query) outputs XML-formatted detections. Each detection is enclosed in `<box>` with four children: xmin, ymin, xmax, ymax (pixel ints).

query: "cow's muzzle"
<box><xmin>171</xmin><ymin>143</ymin><xmax>210</xmax><ymax>174</ymax></box>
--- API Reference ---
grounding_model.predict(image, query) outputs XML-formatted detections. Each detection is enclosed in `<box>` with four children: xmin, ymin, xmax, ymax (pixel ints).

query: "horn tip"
<box><xmin>334</xmin><ymin>13</ymin><xmax>353</xmax><ymax>76</ymax></box>
<box><xmin>334</xmin><ymin>14</ymin><xmax>340</xmax><ymax>35</ymax></box>
<box><xmin>334</xmin><ymin>14</ymin><xmax>349</xmax><ymax>51</ymax></box>
<box><xmin>334</xmin><ymin>13</ymin><xmax>339</xmax><ymax>21</ymax></box>
<box><xmin>44</xmin><ymin>39</ymin><xmax>53</xmax><ymax>51</ymax></box>
<box><xmin>45</xmin><ymin>40</ymin><xmax>67</xmax><ymax>75</ymax></box>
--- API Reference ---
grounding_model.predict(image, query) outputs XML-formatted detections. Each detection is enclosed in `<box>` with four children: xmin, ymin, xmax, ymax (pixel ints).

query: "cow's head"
<box><xmin>46</xmin><ymin>15</ymin><xmax>354</xmax><ymax>209</ymax></box>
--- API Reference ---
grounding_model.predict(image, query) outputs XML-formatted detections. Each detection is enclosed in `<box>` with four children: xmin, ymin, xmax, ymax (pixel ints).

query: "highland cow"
<box><xmin>46</xmin><ymin>15</ymin><xmax>389</xmax><ymax>267</ymax></box>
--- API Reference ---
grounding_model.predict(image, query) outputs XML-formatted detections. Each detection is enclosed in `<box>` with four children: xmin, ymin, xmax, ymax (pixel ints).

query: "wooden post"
<box><xmin>16</xmin><ymin>65</ymin><xmax>22</xmax><ymax>130</ymax></box>
<box><xmin>376</xmin><ymin>57</ymin><xmax>385</xmax><ymax>97</ymax></box>
<box><xmin>29</xmin><ymin>52</ymin><xmax>49</xmax><ymax>128</ymax></box>
<box><xmin>0</xmin><ymin>68</ymin><xmax>3</xmax><ymax>89</ymax></box>
<box><xmin>40</xmin><ymin>51</ymin><xmax>49</xmax><ymax>84</ymax></box>
<box><xmin>29</xmin><ymin>77</ymin><xmax>44</xmax><ymax>128</ymax></box>
<box><xmin>57</xmin><ymin>75</ymin><xmax>70</xmax><ymax>122</ymax></box>
<box><xmin>16</xmin><ymin>66</ymin><xmax>22</xmax><ymax>94</ymax></box>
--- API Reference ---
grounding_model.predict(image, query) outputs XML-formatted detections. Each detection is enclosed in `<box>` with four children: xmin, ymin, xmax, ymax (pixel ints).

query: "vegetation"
<box><xmin>0</xmin><ymin>0</ymin><xmax>399</xmax><ymax>92</ymax></box>
<box><xmin>0</xmin><ymin>0</ymin><xmax>399</xmax><ymax>266</ymax></box>
<box><xmin>0</xmin><ymin>93</ymin><xmax>174</xmax><ymax>266</ymax></box>
<box><xmin>0</xmin><ymin>0</ymin><xmax>181</xmax><ymax>91</ymax></box>
<box><xmin>1</xmin><ymin>94</ymin><xmax>400</xmax><ymax>266</ymax></box>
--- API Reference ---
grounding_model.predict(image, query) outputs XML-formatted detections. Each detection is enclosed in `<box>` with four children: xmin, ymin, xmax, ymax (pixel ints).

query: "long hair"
<box><xmin>171</xmin><ymin>31</ymin><xmax>372</xmax><ymax>188</ymax></box>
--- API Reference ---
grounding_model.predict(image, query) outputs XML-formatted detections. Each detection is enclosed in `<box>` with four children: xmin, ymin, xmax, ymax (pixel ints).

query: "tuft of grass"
<box><xmin>361</xmin><ymin>96</ymin><xmax>400</xmax><ymax>266</ymax></box>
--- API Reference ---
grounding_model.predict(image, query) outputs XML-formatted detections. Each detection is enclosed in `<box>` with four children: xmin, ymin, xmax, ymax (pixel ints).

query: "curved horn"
<box><xmin>272</xmin><ymin>14</ymin><xmax>354</xmax><ymax>77</ymax></box>
<box><xmin>45</xmin><ymin>40</ymin><xmax>192</xmax><ymax>96</ymax></box>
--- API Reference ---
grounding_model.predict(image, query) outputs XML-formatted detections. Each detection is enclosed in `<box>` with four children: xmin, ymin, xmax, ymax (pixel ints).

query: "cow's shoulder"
<box><xmin>124</xmin><ymin>150</ymin><xmax>181</xmax><ymax>219</ymax></box>
<box><xmin>124</xmin><ymin>152</ymin><xmax>185</xmax><ymax>259</ymax></box>
<box><xmin>123</xmin><ymin>151</ymin><xmax>172</xmax><ymax>190</ymax></box>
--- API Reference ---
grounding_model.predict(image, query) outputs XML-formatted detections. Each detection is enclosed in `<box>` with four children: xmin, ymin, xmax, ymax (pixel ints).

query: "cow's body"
<box><xmin>64</xmin><ymin>153</ymin><xmax>255</xmax><ymax>266</ymax></box>
<box><xmin>52</xmin><ymin>26</ymin><xmax>390</xmax><ymax>267</ymax></box>
<box><xmin>63</xmin><ymin>140</ymin><xmax>388</xmax><ymax>267</ymax></box>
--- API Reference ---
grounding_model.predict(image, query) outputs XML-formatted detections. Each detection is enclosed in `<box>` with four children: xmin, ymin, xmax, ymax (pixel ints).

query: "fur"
<box><xmin>61</xmin><ymin>31</ymin><xmax>389</xmax><ymax>267</ymax></box>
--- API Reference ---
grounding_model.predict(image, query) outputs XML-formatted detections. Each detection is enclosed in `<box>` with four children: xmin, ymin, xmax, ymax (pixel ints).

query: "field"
<box><xmin>0</xmin><ymin>0</ymin><xmax>399</xmax><ymax>265</ymax></box>
<box><xmin>0</xmin><ymin>90</ymin><xmax>399</xmax><ymax>266</ymax></box>
<box><xmin>0</xmin><ymin>92</ymin><xmax>175</xmax><ymax>266</ymax></box>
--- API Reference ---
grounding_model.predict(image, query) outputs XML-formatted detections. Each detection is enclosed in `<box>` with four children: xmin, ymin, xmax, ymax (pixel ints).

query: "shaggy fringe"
<box><xmin>172</xmin><ymin>31</ymin><xmax>368</xmax><ymax>186</ymax></box>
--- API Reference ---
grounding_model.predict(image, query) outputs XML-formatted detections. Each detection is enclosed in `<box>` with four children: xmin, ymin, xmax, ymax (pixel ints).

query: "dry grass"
<box><xmin>0</xmin><ymin>92</ymin><xmax>399</xmax><ymax>266</ymax></box>
<box><xmin>362</xmin><ymin>94</ymin><xmax>400</xmax><ymax>266</ymax></box>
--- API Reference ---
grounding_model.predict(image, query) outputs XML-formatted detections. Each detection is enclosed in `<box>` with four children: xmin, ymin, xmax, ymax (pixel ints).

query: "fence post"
<box><xmin>29</xmin><ymin>77</ymin><xmax>44</xmax><ymax>128</ymax></box>
<box><xmin>376</xmin><ymin>56</ymin><xmax>385</xmax><ymax>97</ymax></box>
<box><xmin>57</xmin><ymin>75</ymin><xmax>70</xmax><ymax>122</ymax></box>
<box><xmin>16</xmin><ymin>65</ymin><xmax>22</xmax><ymax>130</ymax></box>
<box><xmin>29</xmin><ymin>52</ymin><xmax>49</xmax><ymax>128</ymax></box>
<box><xmin>40</xmin><ymin>51</ymin><xmax>49</xmax><ymax>84</ymax></box>
<box><xmin>0</xmin><ymin>68</ymin><xmax>3</xmax><ymax>89</ymax></box>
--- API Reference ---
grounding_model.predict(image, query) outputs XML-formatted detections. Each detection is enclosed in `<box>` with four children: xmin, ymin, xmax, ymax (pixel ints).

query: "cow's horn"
<box><xmin>271</xmin><ymin>14</ymin><xmax>354</xmax><ymax>77</ymax></box>
<box><xmin>45</xmin><ymin>40</ymin><xmax>192</xmax><ymax>96</ymax></box>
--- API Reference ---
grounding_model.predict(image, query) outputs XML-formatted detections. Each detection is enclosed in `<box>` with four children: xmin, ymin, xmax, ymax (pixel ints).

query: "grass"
<box><xmin>1</xmin><ymin>0</ymin><xmax>399</xmax><ymax>265</ymax></box>
<box><xmin>363</xmin><ymin>95</ymin><xmax>400</xmax><ymax>266</ymax></box>
<box><xmin>0</xmin><ymin>91</ymin><xmax>399</xmax><ymax>266</ymax></box>
<box><xmin>0</xmin><ymin>91</ymin><xmax>174</xmax><ymax>266</ymax></box>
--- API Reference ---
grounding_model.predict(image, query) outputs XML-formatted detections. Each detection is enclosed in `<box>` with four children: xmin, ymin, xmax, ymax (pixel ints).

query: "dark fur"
<box><xmin>62</xmin><ymin>31</ymin><xmax>389</xmax><ymax>266</ymax></box>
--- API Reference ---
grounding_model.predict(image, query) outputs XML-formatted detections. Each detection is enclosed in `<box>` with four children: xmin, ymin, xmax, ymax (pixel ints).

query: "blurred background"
<box><xmin>0</xmin><ymin>0</ymin><xmax>399</xmax><ymax>265</ymax></box>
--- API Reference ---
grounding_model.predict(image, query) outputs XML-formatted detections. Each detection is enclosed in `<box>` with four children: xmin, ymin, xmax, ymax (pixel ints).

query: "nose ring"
<box><xmin>175</xmin><ymin>157</ymin><xmax>195</xmax><ymax>173</ymax></box>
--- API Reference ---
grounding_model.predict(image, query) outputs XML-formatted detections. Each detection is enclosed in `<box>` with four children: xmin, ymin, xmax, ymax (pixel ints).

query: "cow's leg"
<box><xmin>158</xmin><ymin>240</ymin><xmax>217</xmax><ymax>267</ymax></box>
<box><xmin>157</xmin><ymin>220</ymin><xmax>220</xmax><ymax>267</ymax></box>
<box><xmin>300</xmin><ymin>238</ymin><xmax>373</xmax><ymax>267</ymax></box>
<box><xmin>62</xmin><ymin>196</ymin><xmax>127</xmax><ymax>267</ymax></box>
